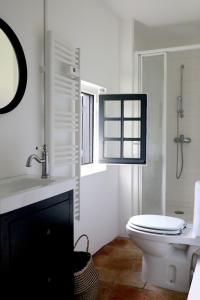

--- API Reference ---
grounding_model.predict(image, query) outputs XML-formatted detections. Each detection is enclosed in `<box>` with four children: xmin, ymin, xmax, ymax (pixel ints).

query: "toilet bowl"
<box><xmin>126</xmin><ymin>214</ymin><xmax>200</xmax><ymax>293</ymax></box>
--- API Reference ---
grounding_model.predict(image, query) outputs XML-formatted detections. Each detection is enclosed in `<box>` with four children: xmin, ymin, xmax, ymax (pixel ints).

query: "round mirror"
<box><xmin>0</xmin><ymin>18</ymin><xmax>27</xmax><ymax>114</ymax></box>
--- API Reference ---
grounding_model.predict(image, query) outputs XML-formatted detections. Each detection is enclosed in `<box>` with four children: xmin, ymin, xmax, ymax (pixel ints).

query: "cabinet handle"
<box><xmin>46</xmin><ymin>228</ymin><xmax>51</xmax><ymax>235</ymax></box>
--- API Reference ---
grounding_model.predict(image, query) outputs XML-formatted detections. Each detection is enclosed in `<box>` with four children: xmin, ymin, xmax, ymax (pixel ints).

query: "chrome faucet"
<box><xmin>26</xmin><ymin>144</ymin><xmax>50</xmax><ymax>178</ymax></box>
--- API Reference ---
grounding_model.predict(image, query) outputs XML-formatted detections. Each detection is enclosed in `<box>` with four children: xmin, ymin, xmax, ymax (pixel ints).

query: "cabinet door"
<box><xmin>1</xmin><ymin>191</ymin><xmax>73</xmax><ymax>300</ymax></box>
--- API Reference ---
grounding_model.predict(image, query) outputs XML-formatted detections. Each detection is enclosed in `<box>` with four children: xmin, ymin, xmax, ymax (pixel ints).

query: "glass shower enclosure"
<box><xmin>136</xmin><ymin>46</ymin><xmax>200</xmax><ymax>222</ymax></box>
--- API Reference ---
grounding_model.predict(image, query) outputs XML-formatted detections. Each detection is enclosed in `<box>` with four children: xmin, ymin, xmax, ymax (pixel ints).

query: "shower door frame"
<box><xmin>135</xmin><ymin>43</ymin><xmax>200</xmax><ymax>216</ymax></box>
<box><xmin>135</xmin><ymin>51</ymin><xmax>167</xmax><ymax>215</ymax></box>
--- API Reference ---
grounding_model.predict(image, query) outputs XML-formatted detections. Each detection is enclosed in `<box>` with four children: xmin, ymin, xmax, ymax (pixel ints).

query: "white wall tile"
<box><xmin>166</xmin><ymin>50</ymin><xmax>200</xmax><ymax>222</ymax></box>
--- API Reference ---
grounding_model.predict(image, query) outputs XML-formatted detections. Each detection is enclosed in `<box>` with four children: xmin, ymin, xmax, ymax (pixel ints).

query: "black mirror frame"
<box><xmin>0</xmin><ymin>18</ymin><xmax>27</xmax><ymax>114</ymax></box>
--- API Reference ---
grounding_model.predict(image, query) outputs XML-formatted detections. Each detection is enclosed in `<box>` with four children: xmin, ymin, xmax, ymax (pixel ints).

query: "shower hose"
<box><xmin>176</xmin><ymin>111</ymin><xmax>183</xmax><ymax>179</ymax></box>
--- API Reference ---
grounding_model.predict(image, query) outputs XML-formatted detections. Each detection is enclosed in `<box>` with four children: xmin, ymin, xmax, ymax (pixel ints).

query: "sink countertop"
<box><xmin>0</xmin><ymin>174</ymin><xmax>75</xmax><ymax>214</ymax></box>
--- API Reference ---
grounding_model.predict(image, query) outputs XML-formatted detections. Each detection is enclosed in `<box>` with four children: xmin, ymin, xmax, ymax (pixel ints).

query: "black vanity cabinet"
<box><xmin>0</xmin><ymin>191</ymin><xmax>73</xmax><ymax>300</ymax></box>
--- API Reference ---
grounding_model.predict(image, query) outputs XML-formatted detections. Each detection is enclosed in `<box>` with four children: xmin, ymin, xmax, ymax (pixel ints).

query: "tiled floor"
<box><xmin>93</xmin><ymin>237</ymin><xmax>188</xmax><ymax>300</ymax></box>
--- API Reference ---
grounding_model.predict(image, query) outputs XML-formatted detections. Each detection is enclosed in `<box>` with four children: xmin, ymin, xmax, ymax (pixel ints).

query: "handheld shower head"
<box><xmin>177</xmin><ymin>64</ymin><xmax>184</xmax><ymax>118</ymax></box>
<box><xmin>177</xmin><ymin>96</ymin><xmax>184</xmax><ymax>118</ymax></box>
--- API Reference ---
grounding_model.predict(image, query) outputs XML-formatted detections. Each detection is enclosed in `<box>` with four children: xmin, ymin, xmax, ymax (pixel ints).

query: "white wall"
<box><xmin>78</xmin><ymin>167</ymin><xmax>119</xmax><ymax>254</ymax></box>
<box><xmin>134</xmin><ymin>20</ymin><xmax>200</xmax><ymax>51</ymax></box>
<box><xmin>47</xmin><ymin>0</ymin><xmax>120</xmax><ymax>93</ymax></box>
<box><xmin>0</xmin><ymin>0</ymin><xmax>44</xmax><ymax>179</ymax></box>
<box><xmin>118</xmin><ymin>19</ymin><xmax>141</xmax><ymax>236</ymax></box>
<box><xmin>47</xmin><ymin>0</ymin><xmax>120</xmax><ymax>254</ymax></box>
<box><xmin>0</xmin><ymin>0</ymin><xmax>120</xmax><ymax>254</ymax></box>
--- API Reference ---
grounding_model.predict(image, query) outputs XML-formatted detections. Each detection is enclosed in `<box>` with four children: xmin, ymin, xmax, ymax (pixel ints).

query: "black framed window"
<box><xmin>81</xmin><ymin>92</ymin><xmax>94</xmax><ymax>165</ymax></box>
<box><xmin>99</xmin><ymin>94</ymin><xmax>147</xmax><ymax>164</ymax></box>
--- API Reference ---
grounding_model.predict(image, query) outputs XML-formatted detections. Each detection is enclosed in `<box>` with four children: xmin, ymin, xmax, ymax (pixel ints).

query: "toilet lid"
<box><xmin>127</xmin><ymin>223</ymin><xmax>184</xmax><ymax>235</ymax></box>
<box><xmin>128</xmin><ymin>215</ymin><xmax>186</xmax><ymax>234</ymax></box>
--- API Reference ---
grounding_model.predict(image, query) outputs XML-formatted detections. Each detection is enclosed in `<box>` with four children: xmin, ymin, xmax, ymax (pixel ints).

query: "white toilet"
<box><xmin>126</xmin><ymin>182</ymin><xmax>200</xmax><ymax>293</ymax></box>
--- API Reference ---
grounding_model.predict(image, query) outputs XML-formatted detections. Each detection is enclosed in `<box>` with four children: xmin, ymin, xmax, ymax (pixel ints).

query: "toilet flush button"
<box><xmin>168</xmin><ymin>265</ymin><xmax>176</xmax><ymax>283</ymax></box>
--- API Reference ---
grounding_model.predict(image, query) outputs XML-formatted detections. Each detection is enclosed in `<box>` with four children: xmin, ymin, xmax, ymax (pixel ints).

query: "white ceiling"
<box><xmin>103</xmin><ymin>0</ymin><xmax>200</xmax><ymax>26</ymax></box>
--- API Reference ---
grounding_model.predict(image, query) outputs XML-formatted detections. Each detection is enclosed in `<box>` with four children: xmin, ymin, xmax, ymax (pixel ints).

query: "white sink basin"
<box><xmin>0</xmin><ymin>175</ymin><xmax>75</xmax><ymax>214</ymax></box>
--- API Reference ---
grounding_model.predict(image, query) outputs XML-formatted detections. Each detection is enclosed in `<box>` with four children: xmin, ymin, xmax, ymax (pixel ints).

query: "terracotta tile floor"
<box><xmin>93</xmin><ymin>237</ymin><xmax>188</xmax><ymax>300</ymax></box>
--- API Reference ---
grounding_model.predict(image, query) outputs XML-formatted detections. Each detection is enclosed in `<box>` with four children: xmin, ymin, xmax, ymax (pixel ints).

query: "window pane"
<box><xmin>104</xmin><ymin>121</ymin><xmax>121</xmax><ymax>138</ymax></box>
<box><xmin>124</xmin><ymin>100</ymin><xmax>141</xmax><ymax>118</ymax></box>
<box><xmin>104</xmin><ymin>100</ymin><xmax>121</xmax><ymax>118</ymax></box>
<box><xmin>99</xmin><ymin>93</ymin><xmax>147</xmax><ymax>164</ymax></box>
<box><xmin>81</xmin><ymin>93</ymin><xmax>94</xmax><ymax>164</ymax></box>
<box><xmin>104</xmin><ymin>141</ymin><xmax>121</xmax><ymax>158</ymax></box>
<box><xmin>124</xmin><ymin>121</ymin><xmax>141</xmax><ymax>138</ymax></box>
<box><xmin>123</xmin><ymin>141</ymin><xmax>140</xmax><ymax>158</ymax></box>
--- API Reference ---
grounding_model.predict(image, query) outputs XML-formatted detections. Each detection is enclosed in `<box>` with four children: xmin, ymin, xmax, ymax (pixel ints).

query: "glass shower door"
<box><xmin>140</xmin><ymin>54</ymin><xmax>165</xmax><ymax>214</ymax></box>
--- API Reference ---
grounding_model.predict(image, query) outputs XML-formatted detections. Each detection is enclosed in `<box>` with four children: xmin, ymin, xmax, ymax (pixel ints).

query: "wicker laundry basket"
<box><xmin>74</xmin><ymin>234</ymin><xmax>99</xmax><ymax>300</ymax></box>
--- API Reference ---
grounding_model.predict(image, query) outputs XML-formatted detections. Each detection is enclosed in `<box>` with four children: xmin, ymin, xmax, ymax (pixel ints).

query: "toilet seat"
<box><xmin>128</xmin><ymin>215</ymin><xmax>186</xmax><ymax>235</ymax></box>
